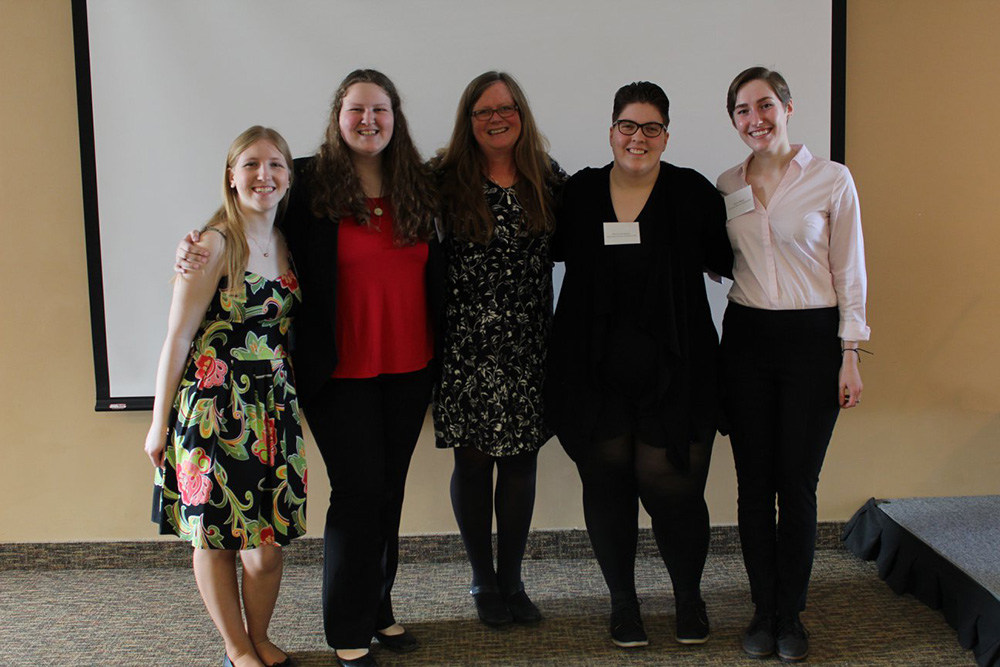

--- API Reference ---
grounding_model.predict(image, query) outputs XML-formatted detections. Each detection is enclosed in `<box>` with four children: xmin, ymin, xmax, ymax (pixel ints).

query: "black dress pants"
<box><xmin>303</xmin><ymin>366</ymin><xmax>432</xmax><ymax>649</ymax></box>
<box><xmin>722</xmin><ymin>304</ymin><xmax>841</xmax><ymax>616</ymax></box>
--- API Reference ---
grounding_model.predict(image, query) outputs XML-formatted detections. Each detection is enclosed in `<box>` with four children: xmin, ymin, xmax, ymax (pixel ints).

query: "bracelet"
<box><xmin>841</xmin><ymin>347</ymin><xmax>873</xmax><ymax>364</ymax></box>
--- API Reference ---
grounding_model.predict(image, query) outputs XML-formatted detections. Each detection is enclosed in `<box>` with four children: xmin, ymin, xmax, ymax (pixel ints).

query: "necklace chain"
<box><xmin>488</xmin><ymin>171</ymin><xmax>517</xmax><ymax>206</ymax></box>
<box><xmin>247</xmin><ymin>229</ymin><xmax>272</xmax><ymax>258</ymax></box>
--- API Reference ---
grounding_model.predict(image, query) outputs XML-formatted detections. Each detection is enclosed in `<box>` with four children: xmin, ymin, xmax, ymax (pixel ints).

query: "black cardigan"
<box><xmin>544</xmin><ymin>162</ymin><xmax>733</xmax><ymax>468</ymax></box>
<box><xmin>282</xmin><ymin>156</ymin><xmax>445</xmax><ymax>401</ymax></box>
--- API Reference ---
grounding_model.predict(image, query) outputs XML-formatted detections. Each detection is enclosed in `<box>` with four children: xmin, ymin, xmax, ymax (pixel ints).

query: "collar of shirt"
<box><xmin>736</xmin><ymin>144</ymin><xmax>812</xmax><ymax>183</ymax></box>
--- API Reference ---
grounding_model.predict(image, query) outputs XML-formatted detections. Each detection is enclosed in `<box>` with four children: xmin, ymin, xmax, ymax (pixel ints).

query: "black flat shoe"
<box><xmin>470</xmin><ymin>584</ymin><xmax>513</xmax><ymax>627</ymax></box>
<box><xmin>335</xmin><ymin>651</ymin><xmax>378</xmax><ymax>667</ymax></box>
<box><xmin>373</xmin><ymin>627</ymin><xmax>419</xmax><ymax>653</ymax></box>
<box><xmin>255</xmin><ymin>639</ymin><xmax>296</xmax><ymax>666</ymax></box>
<box><xmin>503</xmin><ymin>584</ymin><xmax>542</xmax><ymax>625</ymax></box>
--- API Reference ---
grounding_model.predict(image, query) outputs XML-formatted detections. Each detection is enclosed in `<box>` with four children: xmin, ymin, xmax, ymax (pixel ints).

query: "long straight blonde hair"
<box><xmin>205</xmin><ymin>126</ymin><xmax>294</xmax><ymax>293</ymax></box>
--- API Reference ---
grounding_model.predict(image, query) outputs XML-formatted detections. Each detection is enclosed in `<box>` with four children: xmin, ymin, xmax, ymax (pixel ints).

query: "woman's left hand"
<box><xmin>144</xmin><ymin>423</ymin><xmax>167</xmax><ymax>468</ymax></box>
<box><xmin>839</xmin><ymin>350</ymin><xmax>863</xmax><ymax>408</ymax></box>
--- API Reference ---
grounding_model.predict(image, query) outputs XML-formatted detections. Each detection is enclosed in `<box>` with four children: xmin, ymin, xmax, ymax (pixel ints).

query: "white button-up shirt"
<box><xmin>717</xmin><ymin>145</ymin><xmax>870</xmax><ymax>341</ymax></box>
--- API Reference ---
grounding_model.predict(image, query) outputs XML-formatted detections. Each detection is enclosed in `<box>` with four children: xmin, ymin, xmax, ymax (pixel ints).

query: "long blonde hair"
<box><xmin>206</xmin><ymin>125</ymin><xmax>294</xmax><ymax>293</ymax></box>
<box><xmin>434</xmin><ymin>71</ymin><xmax>556</xmax><ymax>243</ymax></box>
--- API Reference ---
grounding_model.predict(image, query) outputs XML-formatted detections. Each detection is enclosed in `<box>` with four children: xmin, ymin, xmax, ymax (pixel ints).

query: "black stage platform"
<box><xmin>844</xmin><ymin>496</ymin><xmax>1000</xmax><ymax>667</ymax></box>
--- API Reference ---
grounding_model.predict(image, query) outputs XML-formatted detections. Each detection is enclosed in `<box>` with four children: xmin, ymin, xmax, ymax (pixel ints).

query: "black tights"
<box><xmin>450</xmin><ymin>447</ymin><xmax>539</xmax><ymax>592</ymax></box>
<box><xmin>576</xmin><ymin>433</ymin><xmax>714</xmax><ymax>607</ymax></box>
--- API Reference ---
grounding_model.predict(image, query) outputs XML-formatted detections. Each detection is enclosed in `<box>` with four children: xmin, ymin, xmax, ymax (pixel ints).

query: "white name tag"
<box><xmin>724</xmin><ymin>185</ymin><xmax>755</xmax><ymax>220</ymax></box>
<box><xmin>603</xmin><ymin>222</ymin><xmax>641</xmax><ymax>245</ymax></box>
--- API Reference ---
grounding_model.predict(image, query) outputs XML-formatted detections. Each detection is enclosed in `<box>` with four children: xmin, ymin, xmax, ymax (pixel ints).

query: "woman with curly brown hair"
<box><xmin>177</xmin><ymin>69</ymin><xmax>441</xmax><ymax>667</ymax></box>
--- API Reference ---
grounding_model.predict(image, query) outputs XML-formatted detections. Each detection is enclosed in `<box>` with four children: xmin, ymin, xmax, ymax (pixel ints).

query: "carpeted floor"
<box><xmin>0</xmin><ymin>536</ymin><xmax>976</xmax><ymax>666</ymax></box>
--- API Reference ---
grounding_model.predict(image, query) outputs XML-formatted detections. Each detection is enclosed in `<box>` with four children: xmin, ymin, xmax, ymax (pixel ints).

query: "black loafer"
<box><xmin>373</xmin><ymin>627</ymin><xmax>419</xmax><ymax>653</ymax></box>
<box><xmin>335</xmin><ymin>651</ymin><xmax>378</xmax><ymax>667</ymax></box>
<box><xmin>470</xmin><ymin>585</ymin><xmax>513</xmax><ymax>627</ymax></box>
<box><xmin>503</xmin><ymin>584</ymin><xmax>542</xmax><ymax>625</ymax></box>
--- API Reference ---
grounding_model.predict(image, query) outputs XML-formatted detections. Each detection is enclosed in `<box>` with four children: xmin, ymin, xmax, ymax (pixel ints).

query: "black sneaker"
<box><xmin>675</xmin><ymin>598</ymin><xmax>710</xmax><ymax>644</ymax></box>
<box><xmin>742</xmin><ymin>610</ymin><xmax>777</xmax><ymax>658</ymax></box>
<box><xmin>776</xmin><ymin>614</ymin><xmax>809</xmax><ymax>662</ymax></box>
<box><xmin>610</xmin><ymin>601</ymin><xmax>648</xmax><ymax>648</ymax></box>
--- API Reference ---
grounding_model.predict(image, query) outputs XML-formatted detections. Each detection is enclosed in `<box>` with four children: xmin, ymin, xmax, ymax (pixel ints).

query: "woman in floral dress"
<box><xmin>146</xmin><ymin>126</ymin><xmax>306</xmax><ymax>667</ymax></box>
<box><xmin>432</xmin><ymin>71</ymin><xmax>564</xmax><ymax>627</ymax></box>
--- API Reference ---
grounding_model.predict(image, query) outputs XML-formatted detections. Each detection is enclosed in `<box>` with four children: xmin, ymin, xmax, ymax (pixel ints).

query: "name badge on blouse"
<box><xmin>724</xmin><ymin>185</ymin><xmax>755</xmax><ymax>220</ymax></box>
<box><xmin>603</xmin><ymin>222</ymin><xmax>641</xmax><ymax>245</ymax></box>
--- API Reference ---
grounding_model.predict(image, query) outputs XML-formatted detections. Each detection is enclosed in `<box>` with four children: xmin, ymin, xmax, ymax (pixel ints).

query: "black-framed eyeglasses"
<box><xmin>471</xmin><ymin>104</ymin><xmax>520</xmax><ymax>121</ymax></box>
<box><xmin>613</xmin><ymin>119</ymin><xmax>667</xmax><ymax>138</ymax></box>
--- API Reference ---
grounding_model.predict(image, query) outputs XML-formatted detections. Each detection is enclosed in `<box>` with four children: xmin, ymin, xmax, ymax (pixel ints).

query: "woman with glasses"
<box><xmin>545</xmin><ymin>81</ymin><xmax>732</xmax><ymax>649</ymax></box>
<box><xmin>717</xmin><ymin>67</ymin><xmax>868</xmax><ymax>663</ymax></box>
<box><xmin>175</xmin><ymin>69</ymin><xmax>440</xmax><ymax>667</ymax></box>
<box><xmin>432</xmin><ymin>71</ymin><xmax>565</xmax><ymax>628</ymax></box>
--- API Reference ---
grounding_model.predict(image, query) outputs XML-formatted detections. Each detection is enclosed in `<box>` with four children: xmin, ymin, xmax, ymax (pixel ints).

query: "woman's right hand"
<box><xmin>174</xmin><ymin>229</ymin><xmax>209</xmax><ymax>273</ymax></box>
<box><xmin>144</xmin><ymin>423</ymin><xmax>167</xmax><ymax>468</ymax></box>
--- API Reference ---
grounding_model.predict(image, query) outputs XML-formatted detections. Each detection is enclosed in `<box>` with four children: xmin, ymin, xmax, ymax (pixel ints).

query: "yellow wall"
<box><xmin>2</xmin><ymin>0</ymin><xmax>997</xmax><ymax>543</ymax></box>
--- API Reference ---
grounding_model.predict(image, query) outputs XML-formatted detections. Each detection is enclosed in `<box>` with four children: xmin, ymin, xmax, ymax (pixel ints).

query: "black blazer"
<box><xmin>545</xmin><ymin>162</ymin><xmax>733</xmax><ymax>468</ymax></box>
<box><xmin>282</xmin><ymin>156</ymin><xmax>444</xmax><ymax>401</ymax></box>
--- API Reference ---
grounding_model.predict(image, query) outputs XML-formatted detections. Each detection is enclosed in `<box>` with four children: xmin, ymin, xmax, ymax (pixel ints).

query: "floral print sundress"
<box><xmin>152</xmin><ymin>268</ymin><xmax>307</xmax><ymax>550</ymax></box>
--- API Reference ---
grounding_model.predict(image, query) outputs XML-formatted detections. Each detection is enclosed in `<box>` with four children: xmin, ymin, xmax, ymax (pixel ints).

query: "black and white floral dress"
<box><xmin>433</xmin><ymin>171</ymin><xmax>564</xmax><ymax>457</ymax></box>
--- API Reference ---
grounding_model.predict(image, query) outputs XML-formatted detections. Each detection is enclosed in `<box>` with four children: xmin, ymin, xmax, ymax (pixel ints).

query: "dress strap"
<box><xmin>200</xmin><ymin>226</ymin><xmax>227</xmax><ymax>241</ymax></box>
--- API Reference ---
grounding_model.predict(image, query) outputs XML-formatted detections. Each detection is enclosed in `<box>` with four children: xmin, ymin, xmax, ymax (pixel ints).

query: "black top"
<box><xmin>544</xmin><ymin>162</ymin><xmax>733</xmax><ymax>469</ymax></box>
<box><xmin>281</xmin><ymin>156</ymin><xmax>445</xmax><ymax>400</ymax></box>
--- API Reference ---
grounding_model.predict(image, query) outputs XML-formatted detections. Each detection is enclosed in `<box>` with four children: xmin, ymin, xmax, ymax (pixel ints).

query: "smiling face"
<box><xmin>338</xmin><ymin>82</ymin><xmax>394</xmax><ymax>159</ymax></box>
<box><xmin>731</xmin><ymin>78</ymin><xmax>793</xmax><ymax>155</ymax></box>
<box><xmin>471</xmin><ymin>81</ymin><xmax>522</xmax><ymax>159</ymax></box>
<box><xmin>228</xmin><ymin>139</ymin><xmax>290</xmax><ymax>215</ymax></box>
<box><xmin>610</xmin><ymin>102</ymin><xmax>669</xmax><ymax>178</ymax></box>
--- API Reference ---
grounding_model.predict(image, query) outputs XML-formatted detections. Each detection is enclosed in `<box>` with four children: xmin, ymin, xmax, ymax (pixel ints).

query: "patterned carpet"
<box><xmin>0</xmin><ymin>528</ymin><xmax>976</xmax><ymax>666</ymax></box>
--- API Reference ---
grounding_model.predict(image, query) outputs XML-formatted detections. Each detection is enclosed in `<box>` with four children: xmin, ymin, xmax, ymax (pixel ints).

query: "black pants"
<box><xmin>722</xmin><ymin>304</ymin><xmax>841</xmax><ymax>616</ymax></box>
<box><xmin>303</xmin><ymin>367</ymin><xmax>432</xmax><ymax>649</ymax></box>
<box><xmin>575</xmin><ymin>429</ymin><xmax>715</xmax><ymax>608</ymax></box>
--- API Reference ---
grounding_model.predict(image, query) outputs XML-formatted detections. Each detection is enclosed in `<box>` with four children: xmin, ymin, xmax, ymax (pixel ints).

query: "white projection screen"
<box><xmin>74</xmin><ymin>0</ymin><xmax>846</xmax><ymax>410</ymax></box>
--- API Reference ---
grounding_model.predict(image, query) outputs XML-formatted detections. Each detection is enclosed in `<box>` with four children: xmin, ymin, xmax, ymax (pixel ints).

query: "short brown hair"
<box><xmin>726</xmin><ymin>67</ymin><xmax>792</xmax><ymax>120</ymax></box>
<box><xmin>612</xmin><ymin>81</ymin><xmax>670</xmax><ymax>127</ymax></box>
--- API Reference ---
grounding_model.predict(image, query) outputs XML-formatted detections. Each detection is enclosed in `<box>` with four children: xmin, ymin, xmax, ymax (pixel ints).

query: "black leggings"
<box><xmin>576</xmin><ymin>431</ymin><xmax>714</xmax><ymax>607</ymax></box>
<box><xmin>450</xmin><ymin>446</ymin><xmax>539</xmax><ymax>592</ymax></box>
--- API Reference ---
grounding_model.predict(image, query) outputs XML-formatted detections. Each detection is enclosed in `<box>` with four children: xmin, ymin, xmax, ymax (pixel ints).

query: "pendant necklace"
<box><xmin>248</xmin><ymin>229</ymin><xmax>272</xmax><ymax>258</ymax></box>
<box><xmin>372</xmin><ymin>182</ymin><xmax>384</xmax><ymax>218</ymax></box>
<box><xmin>488</xmin><ymin>171</ymin><xmax>516</xmax><ymax>205</ymax></box>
